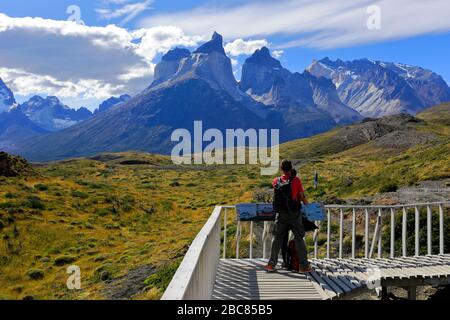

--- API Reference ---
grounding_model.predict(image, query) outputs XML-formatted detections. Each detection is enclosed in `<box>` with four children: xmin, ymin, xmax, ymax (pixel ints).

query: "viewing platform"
<box><xmin>162</xmin><ymin>202</ymin><xmax>450</xmax><ymax>300</ymax></box>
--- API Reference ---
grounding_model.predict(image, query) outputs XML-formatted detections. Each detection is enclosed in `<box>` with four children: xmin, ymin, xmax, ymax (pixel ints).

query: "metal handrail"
<box><xmin>162</xmin><ymin>202</ymin><xmax>449</xmax><ymax>300</ymax></box>
<box><xmin>224</xmin><ymin>201</ymin><xmax>450</xmax><ymax>260</ymax></box>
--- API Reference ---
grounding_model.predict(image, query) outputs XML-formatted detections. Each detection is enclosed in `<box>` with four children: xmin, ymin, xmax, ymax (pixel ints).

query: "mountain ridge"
<box><xmin>1</xmin><ymin>32</ymin><xmax>449</xmax><ymax>162</ymax></box>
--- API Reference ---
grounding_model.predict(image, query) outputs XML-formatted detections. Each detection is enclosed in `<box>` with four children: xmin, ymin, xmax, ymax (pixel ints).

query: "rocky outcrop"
<box><xmin>0</xmin><ymin>151</ymin><xmax>35</xmax><ymax>176</ymax></box>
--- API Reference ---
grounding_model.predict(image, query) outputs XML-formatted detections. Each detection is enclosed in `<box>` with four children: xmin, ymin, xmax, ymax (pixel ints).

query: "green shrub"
<box><xmin>23</xmin><ymin>196</ymin><xmax>45</xmax><ymax>210</ymax></box>
<box><xmin>94</xmin><ymin>263</ymin><xmax>115</xmax><ymax>282</ymax></box>
<box><xmin>95</xmin><ymin>208</ymin><xmax>112</xmax><ymax>217</ymax></box>
<box><xmin>0</xmin><ymin>202</ymin><xmax>16</xmax><ymax>209</ymax></box>
<box><xmin>26</xmin><ymin>269</ymin><xmax>44</xmax><ymax>280</ymax></box>
<box><xmin>71</xmin><ymin>190</ymin><xmax>89</xmax><ymax>199</ymax></box>
<box><xmin>54</xmin><ymin>255</ymin><xmax>77</xmax><ymax>266</ymax></box>
<box><xmin>4</xmin><ymin>192</ymin><xmax>16</xmax><ymax>199</ymax></box>
<box><xmin>34</xmin><ymin>184</ymin><xmax>48</xmax><ymax>191</ymax></box>
<box><xmin>144</xmin><ymin>263</ymin><xmax>179</xmax><ymax>291</ymax></box>
<box><xmin>379</xmin><ymin>182</ymin><xmax>398</xmax><ymax>193</ymax></box>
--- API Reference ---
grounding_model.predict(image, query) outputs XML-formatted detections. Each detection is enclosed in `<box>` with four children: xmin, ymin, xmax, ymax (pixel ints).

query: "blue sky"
<box><xmin>1</xmin><ymin>0</ymin><xmax>450</xmax><ymax>110</ymax></box>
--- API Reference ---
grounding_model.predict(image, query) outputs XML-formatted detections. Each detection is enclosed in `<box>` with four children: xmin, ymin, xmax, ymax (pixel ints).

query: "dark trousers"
<box><xmin>269</xmin><ymin>214</ymin><xmax>309</xmax><ymax>269</ymax></box>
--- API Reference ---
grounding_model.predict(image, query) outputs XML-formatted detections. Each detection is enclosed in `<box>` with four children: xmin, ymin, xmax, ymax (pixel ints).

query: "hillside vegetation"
<box><xmin>0</xmin><ymin>104</ymin><xmax>449</xmax><ymax>300</ymax></box>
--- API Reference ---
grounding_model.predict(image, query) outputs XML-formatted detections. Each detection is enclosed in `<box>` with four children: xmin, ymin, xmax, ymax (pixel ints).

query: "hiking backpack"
<box><xmin>273</xmin><ymin>177</ymin><xmax>300</xmax><ymax>216</ymax></box>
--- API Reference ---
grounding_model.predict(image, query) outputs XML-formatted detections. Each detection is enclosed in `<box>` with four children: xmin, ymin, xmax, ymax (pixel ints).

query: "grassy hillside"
<box><xmin>0</xmin><ymin>153</ymin><xmax>264</xmax><ymax>299</ymax></box>
<box><xmin>0</xmin><ymin>104</ymin><xmax>449</xmax><ymax>300</ymax></box>
<box><xmin>281</xmin><ymin>106</ymin><xmax>450</xmax><ymax>199</ymax></box>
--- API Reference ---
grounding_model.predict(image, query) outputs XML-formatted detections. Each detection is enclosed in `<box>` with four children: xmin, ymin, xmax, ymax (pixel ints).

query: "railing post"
<box><xmin>365</xmin><ymin>209</ymin><xmax>369</xmax><ymax>258</ymax></box>
<box><xmin>415</xmin><ymin>206</ymin><xmax>420</xmax><ymax>256</ymax></box>
<box><xmin>352</xmin><ymin>209</ymin><xmax>356</xmax><ymax>259</ymax></box>
<box><xmin>369</xmin><ymin>213</ymin><xmax>380</xmax><ymax>259</ymax></box>
<box><xmin>439</xmin><ymin>205</ymin><xmax>444</xmax><ymax>255</ymax></box>
<box><xmin>249</xmin><ymin>221</ymin><xmax>253</xmax><ymax>259</ymax></box>
<box><xmin>390</xmin><ymin>208</ymin><xmax>395</xmax><ymax>258</ymax></box>
<box><xmin>314</xmin><ymin>221</ymin><xmax>320</xmax><ymax>259</ymax></box>
<box><xmin>327</xmin><ymin>209</ymin><xmax>331</xmax><ymax>259</ymax></box>
<box><xmin>262</xmin><ymin>222</ymin><xmax>267</xmax><ymax>260</ymax></box>
<box><xmin>378</xmin><ymin>209</ymin><xmax>382</xmax><ymax>259</ymax></box>
<box><xmin>427</xmin><ymin>205</ymin><xmax>432</xmax><ymax>255</ymax></box>
<box><xmin>236</xmin><ymin>220</ymin><xmax>241</xmax><ymax>259</ymax></box>
<box><xmin>223</xmin><ymin>208</ymin><xmax>227</xmax><ymax>259</ymax></box>
<box><xmin>339</xmin><ymin>209</ymin><xmax>344</xmax><ymax>259</ymax></box>
<box><xmin>402</xmin><ymin>207</ymin><xmax>407</xmax><ymax>257</ymax></box>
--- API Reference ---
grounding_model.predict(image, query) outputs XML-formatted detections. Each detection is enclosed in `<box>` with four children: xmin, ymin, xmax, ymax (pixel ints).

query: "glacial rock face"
<box><xmin>150</xmin><ymin>33</ymin><xmax>241</xmax><ymax>101</ymax></box>
<box><xmin>11</xmin><ymin>32</ymin><xmax>449</xmax><ymax>162</ymax></box>
<box><xmin>307</xmin><ymin>58</ymin><xmax>450</xmax><ymax>117</ymax></box>
<box><xmin>240</xmin><ymin>47</ymin><xmax>360</xmax><ymax>130</ymax></box>
<box><xmin>94</xmin><ymin>95</ymin><xmax>131</xmax><ymax>115</ymax></box>
<box><xmin>153</xmin><ymin>48</ymin><xmax>191</xmax><ymax>86</ymax></box>
<box><xmin>303</xmin><ymin>71</ymin><xmax>362</xmax><ymax>125</ymax></box>
<box><xmin>240</xmin><ymin>47</ymin><xmax>314</xmax><ymax>107</ymax></box>
<box><xmin>0</xmin><ymin>78</ymin><xmax>16</xmax><ymax>113</ymax></box>
<box><xmin>18</xmin><ymin>96</ymin><xmax>92</xmax><ymax>132</ymax></box>
<box><xmin>380</xmin><ymin>62</ymin><xmax>450</xmax><ymax>107</ymax></box>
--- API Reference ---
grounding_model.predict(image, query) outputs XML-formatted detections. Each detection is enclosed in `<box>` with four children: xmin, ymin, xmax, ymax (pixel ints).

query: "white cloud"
<box><xmin>140</xmin><ymin>0</ymin><xmax>450</xmax><ymax>49</ymax></box>
<box><xmin>0</xmin><ymin>14</ymin><xmax>202</xmax><ymax>109</ymax></box>
<box><xmin>0</xmin><ymin>68</ymin><xmax>124</xmax><ymax>101</ymax></box>
<box><xmin>96</xmin><ymin>0</ymin><xmax>154</xmax><ymax>26</ymax></box>
<box><xmin>224</xmin><ymin>38</ymin><xmax>268</xmax><ymax>57</ymax></box>
<box><xmin>272</xmin><ymin>50</ymin><xmax>284</xmax><ymax>59</ymax></box>
<box><xmin>133</xmin><ymin>25</ymin><xmax>204</xmax><ymax>62</ymax></box>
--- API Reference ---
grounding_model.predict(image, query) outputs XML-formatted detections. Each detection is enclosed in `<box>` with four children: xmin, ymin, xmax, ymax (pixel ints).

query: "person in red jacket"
<box><xmin>265</xmin><ymin>159</ymin><xmax>312</xmax><ymax>273</ymax></box>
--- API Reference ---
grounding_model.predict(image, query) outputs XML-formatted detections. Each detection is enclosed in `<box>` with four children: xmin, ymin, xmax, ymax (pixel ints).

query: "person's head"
<box><xmin>280</xmin><ymin>159</ymin><xmax>293</xmax><ymax>174</ymax></box>
<box><xmin>291</xmin><ymin>168</ymin><xmax>297</xmax><ymax>177</ymax></box>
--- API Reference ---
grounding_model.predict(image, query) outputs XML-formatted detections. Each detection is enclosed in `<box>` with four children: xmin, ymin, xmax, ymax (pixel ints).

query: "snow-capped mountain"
<box><xmin>307</xmin><ymin>58</ymin><xmax>450</xmax><ymax>117</ymax></box>
<box><xmin>379</xmin><ymin>62</ymin><xmax>450</xmax><ymax>108</ymax></box>
<box><xmin>5</xmin><ymin>32</ymin><xmax>449</xmax><ymax>161</ymax></box>
<box><xmin>94</xmin><ymin>94</ymin><xmax>131</xmax><ymax>115</ymax></box>
<box><xmin>240</xmin><ymin>47</ymin><xmax>361</xmax><ymax>127</ymax></box>
<box><xmin>0</xmin><ymin>78</ymin><xmax>17</xmax><ymax>113</ymax></box>
<box><xmin>18</xmin><ymin>95</ymin><xmax>92</xmax><ymax>132</ymax></box>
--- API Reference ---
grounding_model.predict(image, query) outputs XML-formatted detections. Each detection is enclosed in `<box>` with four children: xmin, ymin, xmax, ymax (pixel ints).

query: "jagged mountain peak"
<box><xmin>161</xmin><ymin>48</ymin><xmax>191</xmax><ymax>62</ymax></box>
<box><xmin>94</xmin><ymin>94</ymin><xmax>131</xmax><ymax>115</ymax></box>
<box><xmin>246</xmin><ymin>47</ymin><xmax>282</xmax><ymax>68</ymax></box>
<box><xmin>0</xmin><ymin>78</ymin><xmax>17</xmax><ymax>113</ymax></box>
<box><xmin>18</xmin><ymin>95</ymin><xmax>92</xmax><ymax>132</ymax></box>
<box><xmin>194</xmin><ymin>31</ymin><xmax>225</xmax><ymax>55</ymax></box>
<box><xmin>308</xmin><ymin>57</ymin><xmax>450</xmax><ymax>117</ymax></box>
<box><xmin>152</xmin><ymin>31</ymin><xmax>239</xmax><ymax>100</ymax></box>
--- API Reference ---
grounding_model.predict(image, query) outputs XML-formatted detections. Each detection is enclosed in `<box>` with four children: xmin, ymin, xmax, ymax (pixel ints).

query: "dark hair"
<box><xmin>291</xmin><ymin>168</ymin><xmax>297</xmax><ymax>177</ymax></box>
<box><xmin>280</xmin><ymin>159</ymin><xmax>293</xmax><ymax>173</ymax></box>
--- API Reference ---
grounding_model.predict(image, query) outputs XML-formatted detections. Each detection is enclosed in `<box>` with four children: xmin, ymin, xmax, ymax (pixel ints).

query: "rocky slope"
<box><xmin>94</xmin><ymin>95</ymin><xmax>131</xmax><ymax>115</ymax></box>
<box><xmin>0</xmin><ymin>78</ymin><xmax>16</xmax><ymax>113</ymax></box>
<box><xmin>0</xmin><ymin>151</ymin><xmax>35</xmax><ymax>176</ymax></box>
<box><xmin>18</xmin><ymin>96</ymin><xmax>92</xmax><ymax>132</ymax></box>
<box><xmin>307</xmin><ymin>58</ymin><xmax>450</xmax><ymax>117</ymax></box>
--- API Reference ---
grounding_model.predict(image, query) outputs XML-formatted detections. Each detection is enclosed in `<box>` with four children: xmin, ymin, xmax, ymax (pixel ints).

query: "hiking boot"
<box><xmin>264</xmin><ymin>264</ymin><xmax>275</xmax><ymax>273</ymax></box>
<box><xmin>298</xmin><ymin>264</ymin><xmax>313</xmax><ymax>273</ymax></box>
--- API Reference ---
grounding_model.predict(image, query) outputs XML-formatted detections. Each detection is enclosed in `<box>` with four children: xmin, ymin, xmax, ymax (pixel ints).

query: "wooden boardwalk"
<box><xmin>212</xmin><ymin>255</ymin><xmax>450</xmax><ymax>300</ymax></box>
